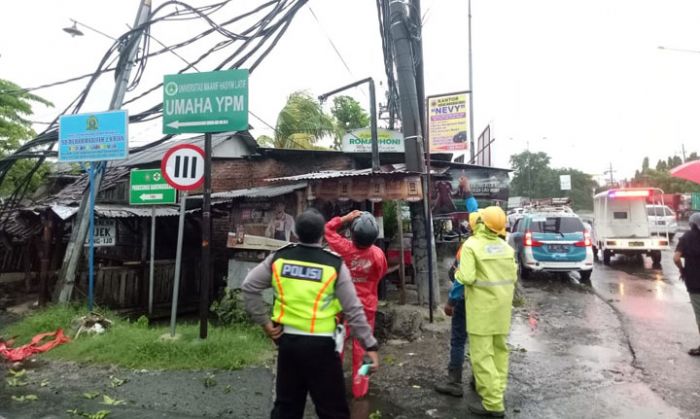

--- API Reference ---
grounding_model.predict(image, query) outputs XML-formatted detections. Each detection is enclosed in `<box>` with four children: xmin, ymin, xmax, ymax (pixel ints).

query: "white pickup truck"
<box><xmin>593</xmin><ymin>188</ymin><xmax>671</xmax><ymax>267</ymax></box>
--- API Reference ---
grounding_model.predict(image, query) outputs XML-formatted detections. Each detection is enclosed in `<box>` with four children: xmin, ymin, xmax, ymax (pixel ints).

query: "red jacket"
<box><xmin>325</xmin><ymin>216</ymin><xmax>388</xmax><ymax>311</ymax></box>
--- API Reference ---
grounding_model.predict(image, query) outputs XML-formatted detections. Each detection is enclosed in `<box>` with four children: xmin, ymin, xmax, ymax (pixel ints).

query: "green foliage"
<box><xmin>0</xmin><ymin>79</ymin><xmax>53</xmax><ymax>198</ymax></box>
<box><xmin>508</xmin><ymin>151</ymin><xmax>597</xmax><ymax>210</ymax></box>
<box><xmin>256</xmin><ymin>134</ymin><xmax>274</xmax><ymax>148</ymax></box>
<box><xmin>273</xmin><ymin>91</ymin><xmax>338</xmax><ymax>149</ymax></box>
<box><xmin>330</xmin><ymin>95</ymin><xmax>369</xmax><ymax>149</ymax></box>
<box><xmin>210</xmin><ymin>288</ymin><xmax>250</xmax><ymax>325</ymax></box>
<box><xmin>383</xmin><ymin>201</ymin><xmax>397</xmax><ymax>241</ymax></box>
<box><xmin>632</xmin><ymin>153</ymin><xmax>700</xmax><ymax>193</ymax></box>
<box><xmin>0</xmin><ymin>79</ymin><xmax>52</xmax><ymax>151</ymax></box>
<box><xmin>1</xmin><ymin>304</ymin><xmax>272</xmax><ymax>370</ymax></box>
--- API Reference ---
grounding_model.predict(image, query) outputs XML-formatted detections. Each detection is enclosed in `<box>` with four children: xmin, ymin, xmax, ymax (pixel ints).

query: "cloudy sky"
<box><xmin>2</xmin><ymin>0</ymin><xmax>699</xmax><ymax>183</ymax></box>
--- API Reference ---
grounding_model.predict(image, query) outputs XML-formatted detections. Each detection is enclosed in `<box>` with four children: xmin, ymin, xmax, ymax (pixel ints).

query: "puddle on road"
<box><xmin>509</xmin><ymin>316</ymin><xmax>548</xmax><ymax>353</ymax></box>
<box><xmin>569</xmin><ymin>344</ymin><xmax>624</xmax><ymax>363</ymax></box>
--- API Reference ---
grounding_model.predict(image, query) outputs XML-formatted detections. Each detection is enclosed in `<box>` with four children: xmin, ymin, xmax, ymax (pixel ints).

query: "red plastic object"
<box><xmin>0</xmin><ymin>329</ymin><xmax>70</xmax><ymax>362</ymax></box>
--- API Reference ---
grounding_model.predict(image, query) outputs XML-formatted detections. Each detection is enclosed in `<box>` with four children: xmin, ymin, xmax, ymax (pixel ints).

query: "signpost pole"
<box><xmin>87</xmin><ymin>165</ymin><xmax>96</xmax><ymax>312</ymax></box>
<box><xmin>200</xmin><ymin>133</ymin><xmax>212</xmax><ymax>339</ymax></box>
<box><xmin>170</xmin><ymin>191</ymin><xmax>188</xmax><ymax>337</ymax></box>
<box><xmin>148</xmin><ymin>206</ymin><xmax>156</xmax><ymax>315</ymax></box>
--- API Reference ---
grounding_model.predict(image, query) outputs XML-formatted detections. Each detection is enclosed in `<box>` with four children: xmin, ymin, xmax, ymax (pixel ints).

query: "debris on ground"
<box><xmin>0</xmin><ymin>329</ymin><xmax>70</xmax><ymax>362</ymax></box>
<box><xmin>74</xmin><ymin>313</ymin><xmax>113</xmax><ymax>339</ymax></box>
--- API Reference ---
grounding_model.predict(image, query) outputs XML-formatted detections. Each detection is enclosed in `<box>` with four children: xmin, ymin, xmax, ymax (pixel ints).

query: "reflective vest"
<box><xmin>458</xmin><ymin>225</ymin><xmax>518</xmax><ymax>335</ymax></box>
<box><xmin>270</xmin><ymin>244</ymin><xmax>343</xmax><ymax>334</ymax></box>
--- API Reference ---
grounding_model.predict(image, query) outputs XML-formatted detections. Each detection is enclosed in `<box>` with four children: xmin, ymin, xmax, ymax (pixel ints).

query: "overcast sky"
<box><xmin>2</xmin><ymin>0</ymin><xmax>699</xmax><ymax>184</ymax></box>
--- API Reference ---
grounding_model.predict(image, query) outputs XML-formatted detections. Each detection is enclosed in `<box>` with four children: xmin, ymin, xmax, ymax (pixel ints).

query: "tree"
<box><xmin>0</xmin><ymin>78</ymin><xmax>53</xmax><ymax>198</ymax></box>
<box><xmin>330</xmin><ymin>95</ymin><xmax>369</xmax><ymax>149</ymax></box>
<box><xmin>632</xmin><ymin>153</ymin><xmax>700</xmax><ymax>193</ymax></box>
<box><xmin>508</xmin><ymin>151</ymin><xmax>596</xmax><ymax>210</ymax></box>
<box><xmin>256</xmin><ymin>134</ymin><xmax>274</xmax><ymax>148</ymax></box>
<box><xmin>272</xmin><ymin>91</ymin><xmax>338</xmax><ymax>149</ymax></box>
<box><xmin>508</xmin><ymin>151</ymin><xmax>553</xmax><ymax>199</ymax></box>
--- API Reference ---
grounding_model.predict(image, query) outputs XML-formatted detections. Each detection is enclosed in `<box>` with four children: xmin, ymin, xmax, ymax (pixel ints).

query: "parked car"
<box><xmin>508</xmin><ymin>211</ymin><xmax>594</xmax><ymax>281</ymax></box>
<box><xmin>646</xmin><ymin>205</ymin><xmax>678</xmax><ymax>240</ymax></box>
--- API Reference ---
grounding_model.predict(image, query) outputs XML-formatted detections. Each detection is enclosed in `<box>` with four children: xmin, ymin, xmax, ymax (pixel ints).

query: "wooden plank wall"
<box><xmin>77</xmin><ymin>260</ymin><xmax>189</xmax><ymax>310</ymax></box>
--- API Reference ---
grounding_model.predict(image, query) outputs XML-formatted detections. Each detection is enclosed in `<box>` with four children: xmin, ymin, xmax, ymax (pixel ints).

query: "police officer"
<box><xmin>455</xmin><ymin>206</ymin><xmax>517</xmax><ymax>417</ymax></box>
<box><xmin>242</xmin><ymin>208</ymin><xmax>379</xmax><ymax>419</ymax></box>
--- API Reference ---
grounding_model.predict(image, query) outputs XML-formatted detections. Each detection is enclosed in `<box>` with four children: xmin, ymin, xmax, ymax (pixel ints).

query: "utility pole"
<box><xmin>467</xmin><ymin>0</ymin><xmax>476</xmax><ymax>163</ymax></box>
<box><xmin>390</xmin><ymin>0</ymin><xmax>439</xmax><ymax>318</ymax></box>
<box><xmin>604</xmin><ymin>162</ymin><xmax>616</xmax><ymax>187</ymax></box>
<box><xmin>682</xmin><ymin>143</ymin><xmax>687</xmax><ymax>163</ymax></box>
<box><xmin>55</xmin><ymin>0</ymin><xmax>152</xmax><ymax>302</ymax></box>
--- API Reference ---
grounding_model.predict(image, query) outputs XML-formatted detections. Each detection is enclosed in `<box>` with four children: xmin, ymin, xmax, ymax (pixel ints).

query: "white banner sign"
<box><xmin>84</xmin><ymin>219</ymin><xmax>117</xmax><ymax>247</ymax></box>
<box><xmin>341</xmin><ymin>128</ymin><xmax>404</xmax><ymax>153</ymax></box>
<box><xmin>560</xmin><ymin>175</ymin><xmax>572</xmax><ymax>191</ymax></box>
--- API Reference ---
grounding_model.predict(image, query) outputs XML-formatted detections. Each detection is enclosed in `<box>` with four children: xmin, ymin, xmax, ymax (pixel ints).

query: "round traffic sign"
<box><xmin>161</xmin><ymin>144</ymin><xmax>205</xmax><ymax>190</ymax></box>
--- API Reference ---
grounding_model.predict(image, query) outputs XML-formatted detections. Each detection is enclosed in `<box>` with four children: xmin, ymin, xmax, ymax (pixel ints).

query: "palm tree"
<box><xmin>272</xmin><ymin>91</ymin><xmax>339</xmax><ymax>149</ymax></box>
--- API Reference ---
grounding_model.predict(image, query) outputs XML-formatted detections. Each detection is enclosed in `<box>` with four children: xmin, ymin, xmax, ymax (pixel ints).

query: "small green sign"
<box><xmin>129</xmin><ymin>169</ymin><xmax>177</xmax><ymax>205</ymax></box>
<box><xmin>162</xmin><ymin>69</ymin><xmax>249</xmax><ymax>134</ymax></box>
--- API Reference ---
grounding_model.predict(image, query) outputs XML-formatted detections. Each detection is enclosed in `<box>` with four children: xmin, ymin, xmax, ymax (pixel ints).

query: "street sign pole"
<box><xmin>149</xmin><ymin>206</ymin><xmax>156</xmax><ymax>315</ymax></box>
<box><xmin>88</xmin><ymin>165</ymin><xmax>96</xmax><ymax>312</ymax></box>
<box><xmin>200</xmin><ymin>134</ymin><xmax>212</xmax><ymax>339</ymax></box>
<box><xmin>170</xmin><ymin>191</ymin><xmax>188</xmax><ymax>337</ymax></box>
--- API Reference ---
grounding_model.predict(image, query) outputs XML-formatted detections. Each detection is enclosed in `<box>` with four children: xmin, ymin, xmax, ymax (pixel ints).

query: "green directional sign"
<box><xmin>162</xmin><ymin>69</ymin><xmax>249</xmax><ymax>134</ymax></box>
<box><xmin>129</xmin><ymin>169</ymin><xmax>177</xmax><ymax>205</ymax></box>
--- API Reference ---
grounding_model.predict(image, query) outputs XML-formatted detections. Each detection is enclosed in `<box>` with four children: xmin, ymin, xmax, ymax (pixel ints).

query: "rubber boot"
<box><xmin>434</xmin><ymin>367</ymin><xmax>463</xmax><ymax>397</ymax></box>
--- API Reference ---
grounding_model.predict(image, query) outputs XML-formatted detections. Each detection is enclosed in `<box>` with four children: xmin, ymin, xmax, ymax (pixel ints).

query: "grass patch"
<box><xmin>2</xmin><ymin>305</ymin><xmax>273</xmax><ymax>370</ymax></box>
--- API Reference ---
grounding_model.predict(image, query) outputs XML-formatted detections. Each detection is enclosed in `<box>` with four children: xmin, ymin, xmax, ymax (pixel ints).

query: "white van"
<box><xmin>593</xmin><ymin>188</ymin><xmax>671</xmax><ymax>266</ymax></box>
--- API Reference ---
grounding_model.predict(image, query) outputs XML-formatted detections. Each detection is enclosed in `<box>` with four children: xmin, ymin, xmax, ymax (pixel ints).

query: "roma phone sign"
<box><xmin>58</xmin><ymin>110</ymin><xmax>128</xmax><ymax>162</ymax></box>
<box><xmin>162</xmin><ymin>69</ymin><xmax>248</xmax><ymax>134</ymax></box>
<box><xmin>161</xmin><ymin>144</ymin><xmax>205</xmax><ymax>190</ymax></box>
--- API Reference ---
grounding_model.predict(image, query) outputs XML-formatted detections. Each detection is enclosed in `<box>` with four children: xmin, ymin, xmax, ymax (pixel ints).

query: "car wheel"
<box><xmin>603</xmin><ymin>250</ymin><xmax>612</xmax><ymax>266</ymax></box>
<box><xmin>651</xmin><ymin>250</ymin><xmax>662</xmax><ymax>266</ymax></box>
<box><xmin>579</xmin><ymin>270</ymin><xmax>592</xmax><ymax>282</ymax></box>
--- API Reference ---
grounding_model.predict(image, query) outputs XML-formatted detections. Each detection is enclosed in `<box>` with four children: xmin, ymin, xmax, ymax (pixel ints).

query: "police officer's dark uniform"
<box><xmin>243</xmin><ymin>209</ymin><xmax>378</xmax><ymax>419</ymax></box>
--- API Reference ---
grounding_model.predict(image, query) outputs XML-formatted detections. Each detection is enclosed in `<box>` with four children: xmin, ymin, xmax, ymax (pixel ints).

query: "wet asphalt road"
<box><xmin>365</xmin><ymin>245</ymin><xmax>699</xmax><ymax>418</ymax></box>
<box><xmin>2</xmin><ymin>246</ymin><xmax>699</xmax><ymax>418</ymax></box>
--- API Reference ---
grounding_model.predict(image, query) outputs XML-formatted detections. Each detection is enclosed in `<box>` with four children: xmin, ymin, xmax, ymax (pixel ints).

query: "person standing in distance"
<box><xmin>242</xmin><ymin>208</ymin><xmax>379</xmax><ymax>419</ymax></box>
<box><xmin>435</xmin><ymin>210</ymin><xmax>482</xmax><ymax>397</ymax></box>
<box><xmin>455</xmin><ymin>206</ymin><xmax>517</xmax><ymax>417</ymax></box>
<box><xmin>674</xmin><ymin>212</ymin><xmax>700</xmax><ymax>356</ymax></box>
<box><xmin>325</xmin><ymin>210</ymin><xmax>387</xmax><ymax>399</ymax></box>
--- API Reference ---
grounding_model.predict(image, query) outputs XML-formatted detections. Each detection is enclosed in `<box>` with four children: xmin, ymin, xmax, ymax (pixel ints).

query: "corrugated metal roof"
<box><xmin>46</xmin><ymin>167</ymin><xmax>131</xmax><ymax>205</ymax></box>
<box><xmin>50</xmin><ymin>204</ymin><xmax>198</xmax><ymax>219</ymax></box>
<box><xmin>110</xmin><ymin>132</ymin><xmax>258</xmax><ymax>167</ymax></box>
<box><xmin>189</xmin><ymin>182</ymin><xmax>307</xmax><ymax>201</ymax></box>
<box><xmin>266</xmin><ymin>164</ymin><xmax>442</xmax><ymax>182</ymax></box>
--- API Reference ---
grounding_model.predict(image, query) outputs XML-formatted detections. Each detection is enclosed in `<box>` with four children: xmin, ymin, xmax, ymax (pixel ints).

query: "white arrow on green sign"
<box><xmin>129</xmin><ymin>169</ymin><xmax>177</xmax><ymax>205</ymax></box>
<box><xmin>162</xmin><ymin>69</ymin><xmax>249</xmax><ymax>134</ymax></box>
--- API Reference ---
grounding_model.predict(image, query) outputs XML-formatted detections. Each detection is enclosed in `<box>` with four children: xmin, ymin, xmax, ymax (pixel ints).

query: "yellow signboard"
<box><xmin>427</xmin><ymin>92</ymin><xmax>469</xmax><ymax>153</ymax></box>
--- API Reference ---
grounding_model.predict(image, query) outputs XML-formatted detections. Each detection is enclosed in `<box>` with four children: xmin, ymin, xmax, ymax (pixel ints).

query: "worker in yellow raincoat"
<box><xmin>455</xmin><ymin>206</ymin><xmax>517</xmax><ymax>417</ymax></box>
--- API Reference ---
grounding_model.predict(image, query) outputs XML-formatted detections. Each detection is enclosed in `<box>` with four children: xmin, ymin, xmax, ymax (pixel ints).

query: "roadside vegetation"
<box><xmin>2</xmin><ymin>304</ymin><xmax>273</xmax><ymax>370</ymax></box>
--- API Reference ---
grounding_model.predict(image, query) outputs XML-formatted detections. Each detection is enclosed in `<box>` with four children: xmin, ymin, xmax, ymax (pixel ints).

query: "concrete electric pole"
<box><xmin>55</xmin><ymin>0</ymin><xmax>152</xmax><ymax>302</ymax></box>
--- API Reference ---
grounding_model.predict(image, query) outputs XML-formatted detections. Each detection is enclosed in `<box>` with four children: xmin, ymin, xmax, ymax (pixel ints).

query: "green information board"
<box><xmin>162</xmin><ymin>69</ymin><xmax>249</xmax><ymax>134</ymax></box>
<box><xmin>129</xmin><ymin>169</ymin><xmax>177</xmax><ymax>205</ymax></box>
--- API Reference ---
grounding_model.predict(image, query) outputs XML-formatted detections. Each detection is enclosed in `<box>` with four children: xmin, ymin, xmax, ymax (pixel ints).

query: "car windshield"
<box><xmin>646</xmin><ymin>207</ymin><xmax>673</xmax><ymax>217</ymax></box>
<box><xmin>529</xmin><ymin>216</ymin><xmax>584</xmax><ymax>234</ymax></box>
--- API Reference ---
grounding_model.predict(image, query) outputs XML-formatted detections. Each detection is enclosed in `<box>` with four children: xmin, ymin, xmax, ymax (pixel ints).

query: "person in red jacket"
<box><xmin>325</xmin><ymin>209</ymin><xmax>388</xmax><ymax>399</ymax></box>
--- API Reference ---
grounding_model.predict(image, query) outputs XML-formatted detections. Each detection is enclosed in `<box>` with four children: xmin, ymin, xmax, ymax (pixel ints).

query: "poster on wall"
<box><xmin>431</xmin><ymin>168</ymin><xmax>510</xmax><ymax>215</ymax></box>
<box><xmin>83</xmin><ymin>219</ymin><xmax>116</xmax><ymax>247</ymax></box>
<box><xmin>427</xmin><ymin>92</ymin><xmax>470</xmax><ymax>153</ymax></box>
